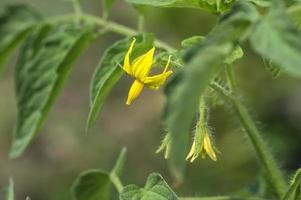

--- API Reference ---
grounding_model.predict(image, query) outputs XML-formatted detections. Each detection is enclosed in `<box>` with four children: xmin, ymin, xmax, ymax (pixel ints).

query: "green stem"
<box><xmin>225</xmin><ymin>64</ymin><xmax>237</xmax><ymax>93</ymax></box>
<box><xmin>46</xmin><ymin>14</ymin><xmax>173</xmax><ymax>51</ymax></box>
<box><xmin>138</xmin><ymin>15</ymin><xmax>145</xmax><ymax>32</ymax></box>
<box><xmin>231</xmin><ymin>96</ymin><xmax>286</xmax><ymax>197</ymax></box>
<box><xmin>216</xmin><ymin>65</ymin><xmax>287</xmax><ymax>198</ymax></box>
<box><xmin>71</xmin><ymin>0</ymin><xmax>83</xmax><ymax>19</ymax></box>
<box><xmin>73</xmin><ymin>0</ymin><xmax>82</xmax><ymax>15</ymax></box>
<box><xmin>109</xmin><ymin>173</ymin><xmax>123</xmax><ymax>193</ymax></box>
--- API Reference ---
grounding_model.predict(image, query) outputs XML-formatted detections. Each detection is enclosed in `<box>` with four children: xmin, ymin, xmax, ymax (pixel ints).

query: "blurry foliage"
<box><xmin>0</xmin><ymin>0</ymin><xmax>301</xmax><ymax>200</ymax></box>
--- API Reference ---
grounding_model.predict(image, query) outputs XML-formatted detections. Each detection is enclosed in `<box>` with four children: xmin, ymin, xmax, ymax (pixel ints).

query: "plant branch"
<box><xmin>212</xmin><ymin>65</ymin><xmax>287</xmax><ymax>198</ymax></box>
<box><xmin>46</xmin><ymin>14</ymin><xmax>174</xmax><ymax>51</ymax></box>
<box><xmin>138</xmin><ymin>15</ymin><xmax>145</xmax><ymax>32</ymax></box>
<box><xmin>110</xmin><ymin>173</ymin><xmax>123</xmax><ymax>193</ymax></box>
<box><xmin>225</xmin><ymin>64</ymin><xmax>238</xmax><ymax>93</ymax></box>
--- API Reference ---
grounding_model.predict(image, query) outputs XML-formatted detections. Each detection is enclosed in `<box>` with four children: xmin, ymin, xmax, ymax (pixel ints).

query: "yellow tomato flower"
<box><xmin>185</xmin><ymin>98</ymin><xmax>217</xmax><ymax>162</ymax></box>
<box><xmin>123</xmin><ymin>38</ymin><xmax>173</xmax><ymax>105</ymax></box>
<box><xmin>186</xmin><ymin>132</ymin><xmax>217</xmax><ymax>162</ymax></box>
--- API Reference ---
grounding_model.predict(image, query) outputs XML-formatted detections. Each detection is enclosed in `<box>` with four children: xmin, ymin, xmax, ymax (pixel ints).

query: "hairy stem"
<box><xmin>220</xmin><ymin>65</ymin><xmax>287</xmax><ymax>198</ymax></box>
<box><xmin>231</xmin><ymin>95</ymin><xmax>286</xmax><ymax>197</ymax></box>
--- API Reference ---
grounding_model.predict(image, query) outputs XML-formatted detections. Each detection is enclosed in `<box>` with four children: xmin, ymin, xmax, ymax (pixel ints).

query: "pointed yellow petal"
<box><xmin>186</xmin><ymin>141</ymin><xmax>196</xmax><ymax>161</ymax></box>
<box><xmin>203</xmin><ymin>134</ymin><xmax>217</xmax><ymax>161</ymax></box>
<box><xmin>126</xmin><ymin>80</ymin><xmax>144</xmax><ymax>105</ymax></box>
<box><xmin>123</xmin><ymin>38</ymin><xmax>136</xmax><ymax>75</ymax></box>
<box><xmin>144</xmin><ymin>55</ymin><xmax>172</xmax><ymax>89</ymax></box>
<box><xmin>131</xmin><ymin>47</ymin><xmax>155</xmax><ymax>80</ymax></box>
<box><xmin>164</xmin><ymin>143</ymin><xmax>171</xmax><ymax>159</ymax></box>
<box><xmin>144</xmin><ymin>71</ymin><xmax>173</xmax><ymax>90</ymax></box>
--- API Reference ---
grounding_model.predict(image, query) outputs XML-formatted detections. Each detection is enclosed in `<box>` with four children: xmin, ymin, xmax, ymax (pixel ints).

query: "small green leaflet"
<box><xmin>87</xmin><ymin>34</ymin><xmax>153</xmax><ymax>130</ymax></box>
<box><xmin>72</xmin><ymin>170</ymin><xmax>112</xmax><ymax>200</ymax></box>
<box><xmin>0</xmin><ymin>4</ymin><xmax>40</xmax><ymax>73</ymax></box>
<box><xmin>72</xmin><ymin>148</ymin><xmax>127</xmax><ymax>200</ymax></box>
<box><xmin>125</xmin><ymin>0</ymin><xmax>235</xmax><ymax>13</ymax></box>
<box><xmin>120</xmin><ymin>173</ymin><xmax>179</xmax><ymax>200</ymax></box>
<box><xmin>10</xmin><ymin>22</ymin><xmax>96</xmax><ymax>158</ymax></box>
<box><xmin>181</xmin><ymin>36</ymin><xmax>205</xmax><ymax>49</ymax></box>
<box><xmin>250</xmin><ymin>0</ymin><xmax>301</xmax><ymax>77</ymax></box>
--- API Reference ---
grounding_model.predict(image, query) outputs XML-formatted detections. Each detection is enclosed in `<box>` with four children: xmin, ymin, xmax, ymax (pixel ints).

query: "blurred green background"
<box><xmin>0</xmin><ymin>0</ymin><xmax>301</xmax><ymax>199</ymax></box>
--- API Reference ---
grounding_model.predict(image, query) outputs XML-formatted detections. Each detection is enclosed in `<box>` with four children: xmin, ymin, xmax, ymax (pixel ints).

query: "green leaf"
<box><xmin>6</xmin><ymin>178</ymin><xmax>14</xmax><ymax>200</ymax></box>
<box><xmin>181</xmin><ymin>36</ymin><xmax>205</xmax><ymax>49</ymax></box>
<box><xmin>72</xmin><ymin>170</ymin><xmax>111</xmax><ymax>200</ymax></box>
<box><xmin>125</xmin><ymin>0</ymin><xmax>235</xmax><ymax>13</ymax></box>
<box><xmin>182</xmin><ymin>36</ymin><xmax>243</xmax><ymax>64</ymax></box>
<box><xmin>120</xmin><ymin>173</ymin><xmax>179</xmax><ymax>200</ymax></box>
<box><xmin>182</xmin><ymin>36</ymin><xmax>243</xmax><ymax>65</ymax></box>
<box><xmin>103</xmin><ymin>0</ymin><xmax>118</xmax><ymax>18</ymax></box>
<box><xmin>87</xmin><ymin>39</ymin><xmax>127</xmax><ymax>130</ymax></box>
<box><xmin>163</xmin><ymin>2</ymin><xmax>258</xmax><ymax>181</ymax></box>
<box><xmin>10</xmin><ymin>22</ymin><xmax>96</xmax><ymax>158</ymax></box>
<box><xmin>0</xmin><ymin>4</ymin><xmax>40</xmax><ymax>73</ymax></box>
<box><xmin>87</xmin><ymin>34</ymin><xmax>153</xmax><ymax>129</ymax></box>
<box><xmin>250</xmin><ymin>0</ymin><xmax>301</xmax><ymax>77</ymax></box>
<box><xmin>184</xmin><ymin>2</ymin><xmax>259</xmax><ymax>61</ymax></box>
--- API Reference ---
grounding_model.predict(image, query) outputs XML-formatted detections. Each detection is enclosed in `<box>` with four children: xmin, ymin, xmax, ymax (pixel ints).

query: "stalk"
<box><xmin>215</xmin><ymin>65</ymin><xmax>287</xmax><ymax>198</ymax></box>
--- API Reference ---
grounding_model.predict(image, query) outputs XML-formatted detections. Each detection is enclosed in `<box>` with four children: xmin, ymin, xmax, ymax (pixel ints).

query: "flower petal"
<box><xmin>203</xmin><ymin>134</ymin><xmax>217</xmax><ymax>161</ymax></box>
<box><xmin>126</xmin><ymin>80</ymin><xmax>144</xmax><ymax>105</ymax></box>
<box><xmin>123</xmin><ymin>38</ymin><xmax>136</xmax><ymax>75</ymax></box>
<box><xmin>131</xmin><ymin>47</ymin><xmax>155</xmax><ymax>80</ymax></box>
<box><xmin>144</xmin><ymin>71</ymin><xmax>173</xmax><ymax>90</ymax></box>
<box><xmin>186</xmin><ymin>141</ymin><xmax>196</xmax><ymax>162</ymax></box>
